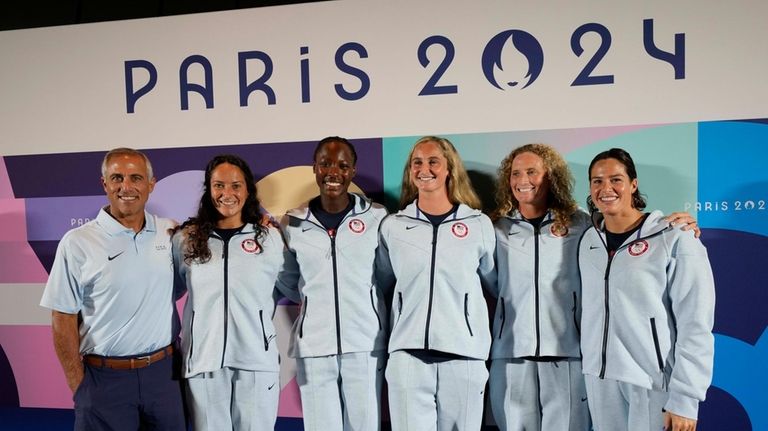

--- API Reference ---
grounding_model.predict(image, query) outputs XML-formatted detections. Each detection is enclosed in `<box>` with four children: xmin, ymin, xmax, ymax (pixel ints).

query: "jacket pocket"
<box><xmin>299</xmin><ymin>298</ymin><xmax>309</xmax><ymax>338</ymax></box>
<box><xmin>649</xmin><ymin>318</ymin><xmax>664</xmax><ymax>372</ymax></box>
<box><xmin>187</xmin><ymin>310</ymin><xmax>195</xmax><ymax>372</ymax></box>
<box><xmin>464</xmin><ymin>293</ymin><xmax>474</xmax><ymax>337</ymax></box>
<box><xmin>393</xmin><ymin>292</ymin><xmax>403</xmax><ymax>329</ymax></box>
<box><xmin>259</xmin><ymin>310</ymin><xmax>275</xmax><ymax>351</ymax></box>
<box><xmin>498</xmin><ymin>297</ymin><xmax>506</xmax><ymax>339</ymax></box>
<box><xmin>369</xmin><ymin>287</ymin><xmax>382</xmax><ymax>331</ymax></box>
<box><xmin>572</xmin><ymin>292</ymin><xmax>580</xmax><ymax>336</ymax></box>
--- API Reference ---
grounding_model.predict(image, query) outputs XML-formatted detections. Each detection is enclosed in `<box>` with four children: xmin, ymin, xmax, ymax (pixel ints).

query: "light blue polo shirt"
<box><xmin>40</xmin><ymin>208</ymin><xmax>177</xmax><ymax>357</ymax></box>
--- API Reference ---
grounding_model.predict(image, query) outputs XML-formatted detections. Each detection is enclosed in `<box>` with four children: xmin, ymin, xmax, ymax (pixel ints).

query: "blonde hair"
<box><xmin>492</xmin><ymin>143</ymin><xmax>577</xmax><ymax>229</ymax></box>
<box><xmin>399</xmin><ymin>136</ymin><xmax>482</xmax><ymax>210</ymax></box>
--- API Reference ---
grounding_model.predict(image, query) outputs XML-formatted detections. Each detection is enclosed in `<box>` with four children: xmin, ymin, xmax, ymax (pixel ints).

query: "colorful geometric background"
<box><xmin>0</xmin><ymin>121</ymin><xmax>765</xmax><ymax>429</ymax></box>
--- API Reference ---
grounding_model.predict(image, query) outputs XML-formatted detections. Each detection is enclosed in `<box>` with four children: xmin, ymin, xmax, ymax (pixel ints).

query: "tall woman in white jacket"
<box><xmin>377</xmin><ymin>136</ymin><xmax>497</xmax><ymax>431</ymax></box>
<box><xmin>172</xmin><ymin>154</ymin><xmax>285</xmax><ymax>430</ymax></box>
<box><xmin>578</xmin><ymin>148</ymin><xmax>715</xmax><ymax>431</ymax></box>
<box><xmin>277</xmin><ymin>137</ymin><xmax>389</xmax><ymax>431</ymax></box>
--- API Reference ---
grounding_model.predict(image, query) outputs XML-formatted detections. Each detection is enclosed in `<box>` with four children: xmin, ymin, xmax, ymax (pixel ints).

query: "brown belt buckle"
<box><xmin>132</xmin><ymin>355</ymin><xmax>152</xmax><ymax>368</ymax></box>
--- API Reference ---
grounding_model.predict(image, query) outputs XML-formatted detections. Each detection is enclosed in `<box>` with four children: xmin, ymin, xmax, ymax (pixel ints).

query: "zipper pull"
<box><xmin>327</xmin><ymin>228</ymin><xmax>336</xmax><ymax>238</ymax></box>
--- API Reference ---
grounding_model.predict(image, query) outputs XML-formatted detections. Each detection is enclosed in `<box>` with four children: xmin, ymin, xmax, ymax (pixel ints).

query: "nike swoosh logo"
<box><xmin>581</xmin><ymin>397</ymin><xmax>587</xmax><ymax>402</ymax></box>
<box><xmin>508</xmin><ymin>232</ymin><xmax>519</xmax><ymax>236</ymax></box>
<box><xmin>377</xmin><ymin>366</ymin><xmax>384</xmax><ymax>372</ymax></box>
<box><xmin>302</xmin><ymin>227</ymin><xmax>312</xmax><ymax>232</ymax></box>
<box><xmin>108</xmin><ymin>251</ymin><xmax>125</xmax><ymax>261</ymax></box>
<box><xmin>268</xmin><ymin>383</ymin><xmax>276</xmax><ymax>390</ymax></box>
<box><xmin>589</xmin><ymin>245</ymin><xmax>599</xmax><ymax>250</ymax></box>
<box><xmin>406</xmin><ymin>225</ymin><xmax>417</xmax><ymax>230</ymax></box>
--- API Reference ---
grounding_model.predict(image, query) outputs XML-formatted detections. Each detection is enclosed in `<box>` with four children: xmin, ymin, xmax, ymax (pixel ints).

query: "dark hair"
<box><xmin>313</xmin><ymin>136</ymin><xmax>357</xmax><ymax>165</ymax></box>
<box><xmin>586</xmin><ymin>148</ymin><xmax>647</xmax><ymax>213</ymax></box>
<box><xmin>176</xmin><ymin>154</ymin><xmax>266</xmax><ymax>264</ymax></box>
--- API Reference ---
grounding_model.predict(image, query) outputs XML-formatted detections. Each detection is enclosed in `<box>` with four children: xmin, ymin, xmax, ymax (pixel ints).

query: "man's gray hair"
<box><xmin>101</xmin><ymin>148</ymin><xmax>154</xmax><ymax>179</ymax></box>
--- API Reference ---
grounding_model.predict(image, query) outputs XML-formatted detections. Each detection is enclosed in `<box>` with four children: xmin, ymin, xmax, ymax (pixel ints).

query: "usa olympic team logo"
<box><xmin>628</xmin><ymin>240</ymin><xmax>649</xmax><ymax>256</ymax></box>
<box><xmin>241</xmin><ymin>239</ymin><xmax>261</xmax><ymax>254</ymax></box>
<box><xmin>550</xmin><ymin>224</ymin><xmax>569</xmax><ymax>238</ymax></box>
<box><xmin>348</xmin><ymin>218</ymin><xmax>366</xmax><ymax>234</ymax></box>
<box><xmin>451</xmin><ymin>222</ymin><xmax>469</xmax><ymax>238</ymax></box>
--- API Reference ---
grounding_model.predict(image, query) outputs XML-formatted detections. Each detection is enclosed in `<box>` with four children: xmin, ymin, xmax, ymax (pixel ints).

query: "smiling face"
<box><xmin>210</xmin><ymin>162</ymin><xmax>248</xmax><ymax>228</ymax></box>
<box><xmin>101</xmin><ymin>154</ymin><xmax>155</xmax><ymax>226</ymax></box>
<box><xmin>510</xmin><ymin>151</ymin><xmax>550</xmax><ymax>216</ymax></box>
<box><xmin>410</xmin><ymin>140</ymin><xmax>449</xmax><ymax>196</ymax></box>
<box><xmin>589</xmin><ymin>157</ymin><xmax>638</xmax><ymax>217</ymax></box>
<box><xmin>313</xmin><ymin>140</ymin><xmax>356</xmax><ymax>200</ymax></box>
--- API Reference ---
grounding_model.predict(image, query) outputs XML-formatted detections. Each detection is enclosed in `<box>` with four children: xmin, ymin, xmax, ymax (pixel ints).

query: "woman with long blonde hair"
<box><xmin>377</xmin><ymin>136</ymin><xmax>496</xmax><ymax>431</ymax></box>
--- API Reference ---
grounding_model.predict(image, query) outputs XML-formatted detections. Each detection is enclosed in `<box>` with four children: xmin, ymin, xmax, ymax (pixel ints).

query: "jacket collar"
<box><xmin>287</xmin><ymin>192</ymin><xmax>372</xmax><ymax>222</ymax></box>
<box><xmin>398</xmin><ymin>199</ymin><xmax>481</xmax><ymax>221</ymax></box>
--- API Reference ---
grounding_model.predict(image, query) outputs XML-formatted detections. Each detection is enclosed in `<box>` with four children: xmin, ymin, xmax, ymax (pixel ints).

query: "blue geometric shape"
<box><xmin>698</xmin><ymin>120</ymin><xmax>768</xmax><ymax>237</ymax></box>
<box><xmin>712</xmin><ymin>330</ymin><xmax>767</xmax><ymax>431</ymax></box>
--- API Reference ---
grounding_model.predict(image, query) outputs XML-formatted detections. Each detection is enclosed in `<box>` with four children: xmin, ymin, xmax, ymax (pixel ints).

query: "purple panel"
<box><xmin>24</xmin><ymin>197</ymin><xmax>105</xmax><ymax>241</ymax></box>
<box><xmin>5</xmin><ymin>139</ymin><xmax>384</xmax><ymax>199</ymax></box>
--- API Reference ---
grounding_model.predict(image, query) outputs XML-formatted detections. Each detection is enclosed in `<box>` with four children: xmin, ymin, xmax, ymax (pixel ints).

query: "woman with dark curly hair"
<box><xmin>489</xmin><ymin>144</ymin><xmax>697</xmax><ymax>431</ymax></box>
<box><xmin>171</xmin><ymin>154</ymin><xmax>286</xmax><ymax>430</ymax></box>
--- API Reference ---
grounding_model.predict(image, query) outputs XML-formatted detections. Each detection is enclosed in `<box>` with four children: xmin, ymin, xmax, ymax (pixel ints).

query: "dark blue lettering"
<box><xmin>238</xmin><ymin>51</ymin><xmax>276</xmax><ymax>106</ymax></box>
<box><xmin>179</xmin><ymin>55</ymin><xmax>214</xmax><ymax>110</ymax></box>
<box><xmin>124</xmin><ymin>60</ymin><xmax>157</xmax><ymax>114</ymax></box>
<box><xmin>300</xmin><ymin>46</ymin><xmax>310</xmax><ymax>103</ymax></box>
<box><xmin>334</xmin><ymin>42</ymin><xmax>370</xmax><ymax>101</ymax></box>
<box><xmin>643</xmin><ymin>19</ymin><xmax>685</xmax><ymax>79</ymax></box>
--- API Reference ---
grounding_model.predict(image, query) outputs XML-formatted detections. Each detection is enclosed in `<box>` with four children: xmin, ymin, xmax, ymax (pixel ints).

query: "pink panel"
<box><xmin>0</xmin><ymin>199</ymin><xmax>27</xmax><ymax>241</ymax></box>
<box><xmin>0</xmin><ymin>242</ymin><xmax>49</xmax><ymax>283</ymax></box>
<box><xmin>277</xmin><ymin>376</ymin><xmax>303</xmax><ymax>418</ymax></box>
<box><xmin>0</xmin><ymin>325</ymin><xmax>73</xmax><ymax>408</ymax></box>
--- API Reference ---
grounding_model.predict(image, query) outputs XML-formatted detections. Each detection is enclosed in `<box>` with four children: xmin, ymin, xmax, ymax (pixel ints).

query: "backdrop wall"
<box><xmin>1</xmin><ymin>1</ymin><xmax>765</xmax><ymax>429</ymax></box>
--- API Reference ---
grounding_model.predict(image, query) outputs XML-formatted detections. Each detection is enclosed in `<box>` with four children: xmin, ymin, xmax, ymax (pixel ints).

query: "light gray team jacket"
<box><xmin>377</xmin><ymin>201</ymin><xmax>497</xmax><ymax>360</ymax></box>
<box><xmin>491</xmin><ymin>209</ymin><xmax>591</xmax><ymax>360</ymax></box>
<box><xmin>276</xmin><ymin>193</ymin><xmax>389</xmax><ymax>358</ymax></box>
<box><xmin>173</xmin><ymin>223</ymin><xmax>285</xmax><ymax>377</ymax></box>
<box><xmin>578</xmin><ymin>210</ymin><xmax>715</xmax><ymax>419</ymax></box>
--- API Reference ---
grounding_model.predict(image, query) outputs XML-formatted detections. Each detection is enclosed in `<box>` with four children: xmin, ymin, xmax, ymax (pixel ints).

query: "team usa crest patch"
<box><xmin>451</xmin><ymin>222</ymin><xmax>469</xmax><ymax>238</ymax></box>
<box><xmin>628</xmin><ymin>240</ymin><xmax>649</xmax><ymax>256</ymax></box>
<box><xmin>348</xmin><ymin>218</ymin><xmax>366</xmax><ymax>234</ymax></box>
<box><xmin>241</xmin><ymin>238</ymin><xmax>261</xmax><ymax>254</ymax></box>
<box><xmin>550</xmin><ymin>224</ymin><xmax>569</xmax><ymax>237</ymax></box>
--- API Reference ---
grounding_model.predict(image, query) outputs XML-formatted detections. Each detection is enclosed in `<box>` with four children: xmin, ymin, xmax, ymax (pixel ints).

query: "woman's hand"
<box><xmin>665</xmin><ymin>212</ymin><xmax>700</xmax><ymax>238</ymax></box>
<box><xmin>663</xmin><ymin>411</ymin><xmax>697</xmax><ymax>431</ymax></box>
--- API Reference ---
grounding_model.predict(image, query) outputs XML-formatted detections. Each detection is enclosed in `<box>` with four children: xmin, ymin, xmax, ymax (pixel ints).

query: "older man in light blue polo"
<box><xmin>40</xmin><ymin>147</ymin><xmax>185</xmax><ymax>431</ymax></box>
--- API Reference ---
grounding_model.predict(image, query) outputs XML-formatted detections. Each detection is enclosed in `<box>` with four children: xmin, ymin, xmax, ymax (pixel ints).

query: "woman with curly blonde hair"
<box><xmin>490</xmin><ymin>143</ymin><xmax>591</xmax><ymax>431</ymax></box>
<box><xmin>377</xmin><ymin>136</ymin><xmax>496</xmax><ymax>431</ymax></box>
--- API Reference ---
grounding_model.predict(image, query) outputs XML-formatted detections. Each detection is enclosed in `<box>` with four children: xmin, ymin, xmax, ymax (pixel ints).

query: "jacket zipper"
<box><xmin>329</xmin><ymin>229</ymin><xmax>343</xmax><ymax>355</ymax></box>
<box><xmin>572</xmin><ymin>292</ymin><xmax>580</xmax><ymax>335</ymax></box>
<box><xmin>187</xmin><ymin>310</ymin><xmax>195</xmax><ymax>373</ymax></box>
<box><xmin>650</xmin><ymin>318</ymin><xmax>664</xmax><ymax>372</ymax></box>
<box><xmin>259</xmin><ymin>310</ymin><xmax>270</xmax><ymax>351</ymax></box>
<box><xmin>424</xmin><ymin>224</ymin><xmax>439</xmax><ymax>349</ymax></box>
<box><xmin>599</xmin><ymin>253</ymin><xmax>613</xmax><ymax>378</ymax></box>
<box><xmin>370</xmin><ymin>287</ymin><xmax>382</xmax><ymax>331</ymax></box>
<box><xmin>464</xmin><ymin>293</ymin><xmax>474</xmax><ymax>336</ymax></box>
<box><xmin>299</xmin><ymin>298</ymin><xmax>308</xmax><ymax>338</ymax></box>
<box><xmin>498</xmin><ymin>298</ymin><xmax>506</xmax><ymax>339</ymax></box>
<box><xmin>533</xmin><ymin>224</ymin><xmax>541</xmax><ymax>356</ymax></box>
<box><xmin>220</xmin><ymin>236</ymin><xmax>230</xmax><ymax>368</ymax></box>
